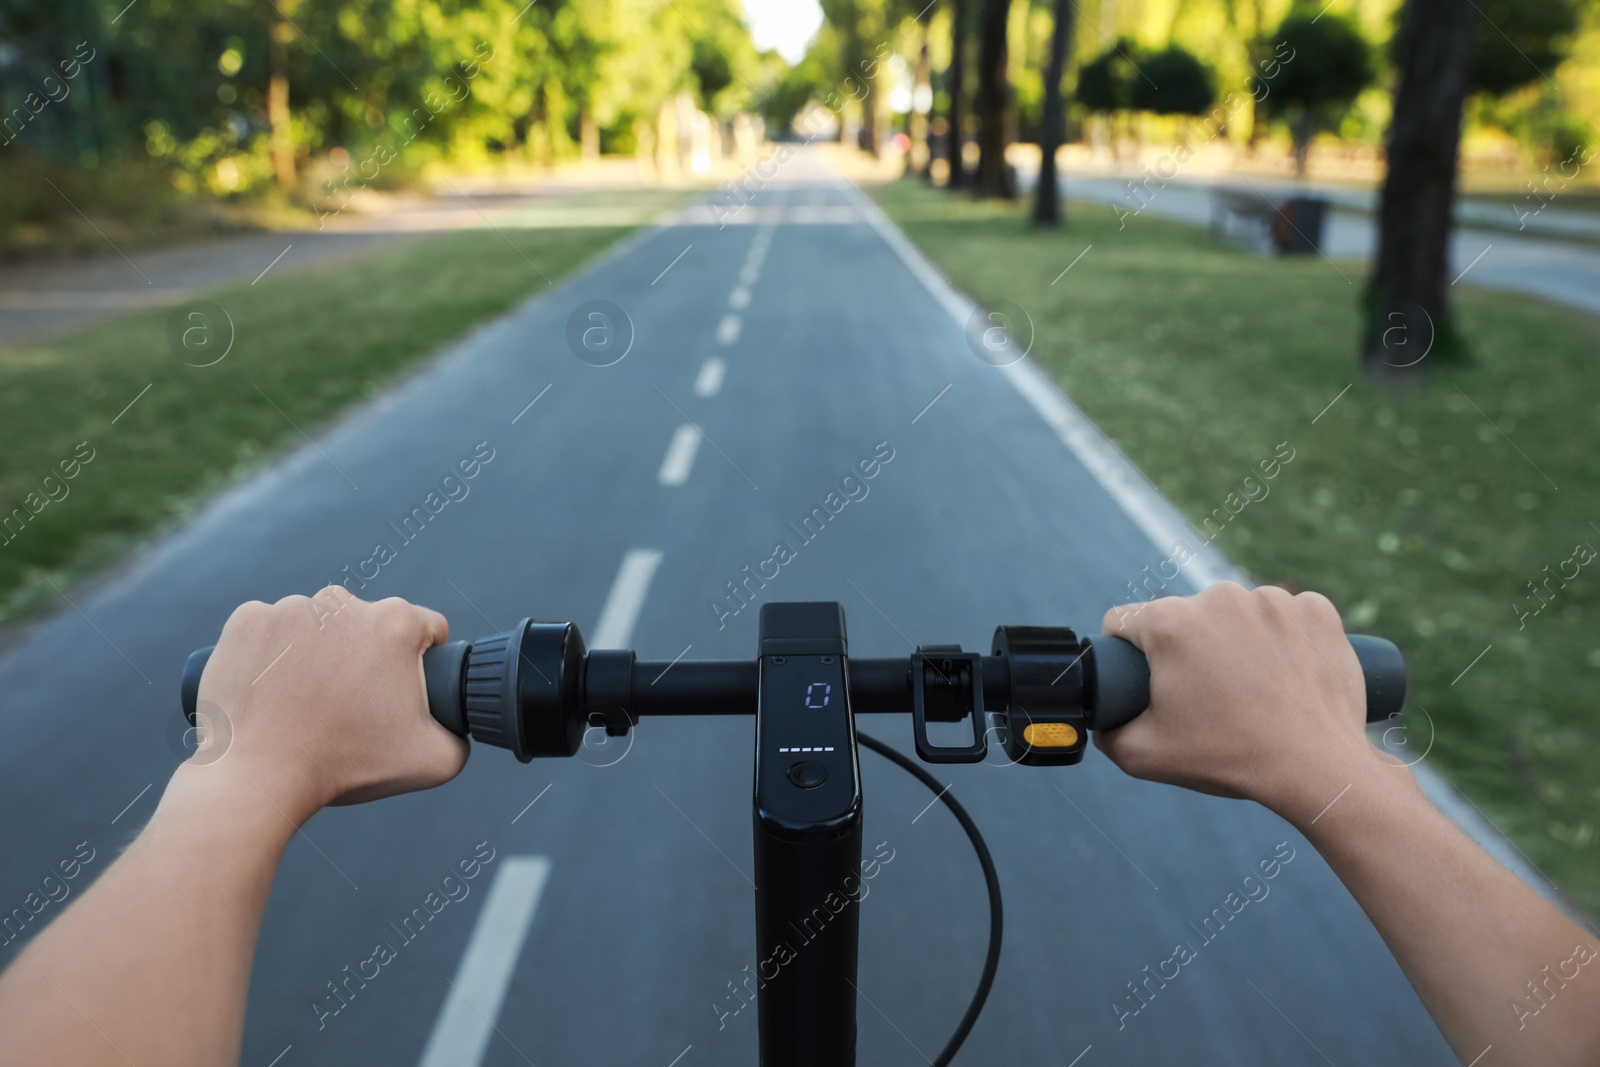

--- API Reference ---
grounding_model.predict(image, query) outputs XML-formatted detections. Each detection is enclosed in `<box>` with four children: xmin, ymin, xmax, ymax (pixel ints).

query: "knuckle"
<box><xmin>1250</xmin><ymin>585</ymin><xmax>1295</xmax><ymax>619</ymax></box>
<box><xmin>1196</xmin><ymin>581</ymin><xmax>1247</xmax><ymax>616</ymax></box>
<box><xmin>1296</xmin><ymin>590</ymin><xmax>1338</xmax><ymax>620</ymax></box>
<box><xmin>1142</xmin><ymin>595</ymin><xmax>1191</xmax><ymax>636</ymax></box>
<box><xmin>225</xmin><ymin>599</ymin><xmax>273</xmax><ymax>632</ymax></box>
<box><xmin>373</xmin><ymin>598</ymin><xmax>422</xmax><ymax>636</ymax></box>
<box><xmin>1102</xmin><ymin>602</ymin><xmax>1138</xmax><ymax>634</ymax></box>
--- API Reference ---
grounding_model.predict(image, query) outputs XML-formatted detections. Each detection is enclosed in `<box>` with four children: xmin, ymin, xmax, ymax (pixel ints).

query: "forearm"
<box><xmin>0</xmin><ymin>764</ymin><xmax>299</xmax><ymax>1067</ymax></box>
<box><xmin>1277</xmin><ymin>758</ymin><xmax>1600</xmax><ymax>1066</ymax></box>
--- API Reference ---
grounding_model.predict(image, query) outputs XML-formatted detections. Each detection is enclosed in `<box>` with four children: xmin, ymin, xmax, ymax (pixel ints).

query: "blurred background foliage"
<box><xmin>1</xmin><ymin>0</ymin><xmax>1597</xmax><ymax>248</ymax></box>
<box><xmin>0</xmin><ymin>0</ymin><xmax>769</xmax><ymax>245</ymax></box>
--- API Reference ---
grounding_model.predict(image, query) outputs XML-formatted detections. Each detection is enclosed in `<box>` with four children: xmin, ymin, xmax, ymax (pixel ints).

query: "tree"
<box><xmin>761</xmin><ymin>57</ymin><xmax>825</xmax><ymax>136</ymax></box>
<box><xmin>1469</xmin><ymin>0</ymin><xmax>1579</xmax><ymax>95</ymax></box>
<box><xmin>1074</xmin><ymin>43</ymin><xmax>1134</xmax><ymax>115</ymax></box>
<box><xmin>1075</xmin><ymin>39</ymin><xmax>1137</xmax><ymax>156</ymax></box>
<box><xmin>1031</xmin><ymin>0</ymin><xmax>1074</xmax><ymax>225</ymax></box>
<box><xmin>1221</xmin><ymin>0</ymin><xmax>1271</xmax><ymax>148</ymax></box>
<box><xmin>972</xmin><ymin>0</ymin><xmax>1013</xmax><ymax>198</ymax></box>
<box><xmin>267</xmin><ymin>3</ymin><xmax>295</xmax><ymax>191</ymax></box>
<box><xmin>1255</xmin><ymin>10</ymin><xmax>1374</xmax><ymax>176</ymax></box>
<box><xmin>908</xmin><ymin>10</ymin><xmax>933</xmax><ymax>177</ymax></box>
<box><xmin>945</xmin><ymin>0</ymin><xmax>969</xmax><ymax>188</ymax></box>
<box><xmin>1363</xmin><ymin>0</ymin><xmax>1478</xmax><ymax>371</ymax></box>
<box><xmin>818</xmin><ymin>0</ymin><xmax>893</xmax><ymax>156</ymax></box>
<box><xmin>0</xmin><ymin>0</ymin><xmax>770</xmax><ymax>234</ymax></box>
<box><xmin>1130</xmin><ymin>46</ymin><xmax>1214</xmax><ymax>117</ymax></box>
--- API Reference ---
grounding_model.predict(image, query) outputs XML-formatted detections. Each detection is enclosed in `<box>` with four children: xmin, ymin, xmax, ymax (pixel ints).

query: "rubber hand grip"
<box><xmin>1085</xmin><ymin>632</ymin><xmax>1407</xmax><ymax>732</ymax></box>
<box><xmin>179</xmin><ymin>642</ymin><xmax>471</xmax><ymax>737</ymax></box>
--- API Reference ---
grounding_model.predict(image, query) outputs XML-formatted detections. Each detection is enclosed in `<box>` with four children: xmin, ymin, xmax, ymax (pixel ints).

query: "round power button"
<box><xmin>787</xmin><ymin>760</ymin><xmax>828</xmax><ymax>789</ymax></box>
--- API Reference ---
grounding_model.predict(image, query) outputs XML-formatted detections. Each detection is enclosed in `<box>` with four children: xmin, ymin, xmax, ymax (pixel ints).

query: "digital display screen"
<box><xmin>758</xmin><ymin>660</ymin><xmax>849</xmax><ymax>755</ymax></box>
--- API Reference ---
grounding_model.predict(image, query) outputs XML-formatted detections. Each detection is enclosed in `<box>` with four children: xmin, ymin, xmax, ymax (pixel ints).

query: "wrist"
<box><xmin>160</xmin><ymin>760</ymin><xmax>320</xmax><ymax>848</ymax></box>
<box><xmin>1258</xmin><ymin>739</ymin><xmax>1421</xmax><ymax>831</ymax></box>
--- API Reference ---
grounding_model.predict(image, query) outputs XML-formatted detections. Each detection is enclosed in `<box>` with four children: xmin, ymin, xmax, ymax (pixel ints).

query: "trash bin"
<box><xmin>1271</xmin><ymin>196</ymin><xmax>1329</xmax><ymax>255</ymax></box>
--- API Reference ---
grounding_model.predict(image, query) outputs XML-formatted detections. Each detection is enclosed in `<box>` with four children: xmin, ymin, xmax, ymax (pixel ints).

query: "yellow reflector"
<box><xmin>1022</xmin><ymin>722</ymin><xmax>1079</xmax><ymax>748</ymax></box>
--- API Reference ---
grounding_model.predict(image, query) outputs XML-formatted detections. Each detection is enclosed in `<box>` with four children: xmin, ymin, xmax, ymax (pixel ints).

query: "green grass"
<box><xmin>872</xmin><ymin>178</ymin><xmax>1600</xmax><ymax>914</ymax></box>
<box><xmin>0</xmin><ymin>185</ymin><xmax>688</xmax><ymax>622</ymax></box>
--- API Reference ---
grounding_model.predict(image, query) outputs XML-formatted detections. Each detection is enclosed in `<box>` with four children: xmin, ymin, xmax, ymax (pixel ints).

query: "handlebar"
<box><xmin>179</xmin><ymin>616</ymin><xmax>1407</xmax><ymax>767</ymax></box>
<box><xmin>175</xmin><ymin>603</ymin><xmax>1406</xmax><ymax>1067</ymax></box>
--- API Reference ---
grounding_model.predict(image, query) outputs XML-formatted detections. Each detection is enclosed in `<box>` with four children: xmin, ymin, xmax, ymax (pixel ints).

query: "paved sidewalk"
<box><xmin>0</xmin><ymin>165</ymin><xmax>644</xmax><ymax>349</ymax></box>
<box><xmin>1024</xmin><ymin>167</ymin><xmax>1600</xmax><ymax>318</ymax></box>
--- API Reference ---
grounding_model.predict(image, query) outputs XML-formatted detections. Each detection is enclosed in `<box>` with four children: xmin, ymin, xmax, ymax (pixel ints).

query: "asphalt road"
<box><xmin>0</xmin><ymin>148</ymin><xmax>1457</xmax><ymax>1066</ymax></box>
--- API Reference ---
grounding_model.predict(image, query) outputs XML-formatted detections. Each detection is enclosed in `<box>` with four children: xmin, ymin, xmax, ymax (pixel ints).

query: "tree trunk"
<box><xmin>862</xmin><ymin>80</ymin><xmax>880</xmax><ymax>157</ymax></box>
<box><xmin>1032</xmin><ymin>0</ymin><xmax>1074</xmax><ymax>225</ymax></box>
<box><xmin>946</xmin><ymin>0</ymin><xmax>968</xmax><ymax>188</ymax></box>
<box><xmin>655</xmin><ymin>96</ymin><xmax>679</xmax><ymax>181</ymax></box>
<box><xmin>1291</xmin><ymin>110</ymin><xmax>1312</xmax><ymax>176</ymax></box>
<box><xmin>580</xmin><ymin>108</ymin><xmax>599</xmax><ymax>159</ymax></box>
<box><xmin>909</xmin><ymin>20</ymin><xmax>932</xmax><ymax>177</ymax></box>
<box><xmin>974</xmin><ymin>0</ymin><xmax>1014</xmax><ymax>198</ymax></box>
<box><xmin>1364</xmin><ymin>0</ymin><xmax>1478</xmax><ymax>370</ymax></box>
<box><xmin>1248</xmin><ymin>0</ymin><xmax>1260</xmax><ymax>154</ymax></box>
<box><xmin>267</xmin><ymin>16</ymin><xmax>295</xmax><ymax>193</ymax></box>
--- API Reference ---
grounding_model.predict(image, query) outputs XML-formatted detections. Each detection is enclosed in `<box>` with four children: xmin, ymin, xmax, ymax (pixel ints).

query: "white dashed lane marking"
<box><xmin>657</xmin><ymin>424</ymin><xmax>702</xmax><ymax>486</ymax></box>
<box><xmin>694</xmin><ymin>358</ymin><xmax>726</xmax><ymax>397</ymax></box>
<box><xmin>590</xmin><ymin>549</ymin><xmax>665</xmax><ymax>649</ymax></box>
<box><xmin>416</xmin><ymin>857</ymin><xmax>552</xmax><ymax>1067</ymax></box>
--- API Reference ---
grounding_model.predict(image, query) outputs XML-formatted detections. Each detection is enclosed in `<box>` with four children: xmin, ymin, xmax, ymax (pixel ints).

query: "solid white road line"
<box><xmin>729</xmin><ymin>285</ymin><xmax>751</xmax><ymax>309</ymax></box>
<box><xmin>694</xmin><ymin>357</ymin><xmax>727</xmax><ymax>398</ymax></box>
<box><xmin>416</xmin><ymin>856</ymin><xmax>552</xmax><ymax>1067</ymax></box>
<box><xmin>658</xmin><ymin>425</ymin><xmax>702</xmax><ymax>486</ymax></box>
<box><xmin>591</xmin><ymin>549</ymin><xmax>664</xmax><ymax>648</ymax></box>
<box><xmin>716</xmin><ymin>313</ymin><xmax>742</xmax><ymax>345</ymax></box>
<box><xmin>738</xmin><ymin>262</ymin><xmax>760</xmax><ymax>285</ymax></box>
<box><xmin>840</xmin><ymin>175</ymin><xmax>1581</xmax><ymax>918</ymax></box>
<box><xmin>838</xmin><ymin>178</ymin><xmax>1231</xmax><ymax>588</ymax></box>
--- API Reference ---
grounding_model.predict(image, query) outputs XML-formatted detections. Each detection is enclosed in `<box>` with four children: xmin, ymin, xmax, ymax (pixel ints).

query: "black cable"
<box><xmin>856</xmin><ymin>731</ymin><xmax>1002</xmax><ymax>1067</ymax></box>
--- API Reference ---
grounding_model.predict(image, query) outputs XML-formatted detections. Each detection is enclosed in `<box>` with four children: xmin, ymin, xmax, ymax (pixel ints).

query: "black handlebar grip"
<box><xmin>179</xmin><ymin>642</ymin><xmax>471</xmax><ymax>738</ymax></box>
<box><xmin>181</xmin><ymin>646</ymin><xmax>214</xmax><ymax>727</ymax></box>
<box><xmin>422</xmin><ymin>640</ymin><xmax>470</xmax><ymax>737</ymax></box>
<box><xmin>1085</xmin><ymin>633</ymin><xmax>1407</xmax><ymax>732</ymax></box>
<box><xmin>1346</xmin><ymin>634</ymin><xmax>1407</xmax><ymax>723</ymax></box>
<box><xmin>1083</xmin><ymin>635</ymin><xmax>1149</xmax><ymax>731</ymax></box>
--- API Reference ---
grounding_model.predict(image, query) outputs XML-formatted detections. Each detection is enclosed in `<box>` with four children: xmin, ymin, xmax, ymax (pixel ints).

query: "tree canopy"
<box><xmin>0</xmin><ymin>0</ymin><xmax>772</xmax><ymax>204</ymax></box>
<box><xmin>1075</xmin><ymin>39</ymin><xmax>1138</xmax><ymax>114</ymax></box>
<box><xmin>1468</xmin><ymin>0</ymin><xmax>1581</xmax><ymax>96</ymax></box>
<box><xmin>1130</xmin><ymin>45</ymin><xmax>1216</xmax><ymax>116</ymax></box>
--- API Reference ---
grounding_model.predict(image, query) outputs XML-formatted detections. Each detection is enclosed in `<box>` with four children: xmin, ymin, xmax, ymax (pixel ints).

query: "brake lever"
<box><xmin>909</xmin><ymin>647</ymin><xmax>987</xmax><ymax>763</ymax></box>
